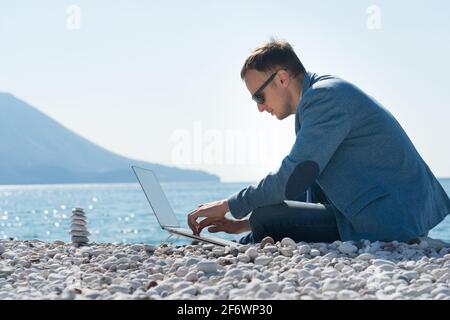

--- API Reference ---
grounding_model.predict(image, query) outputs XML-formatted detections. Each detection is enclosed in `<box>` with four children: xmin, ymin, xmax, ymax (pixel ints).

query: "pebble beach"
<box><xmin>1</xmin><ymin>238</ymin><xmax>450</xmax><ymax>300</ymax></box>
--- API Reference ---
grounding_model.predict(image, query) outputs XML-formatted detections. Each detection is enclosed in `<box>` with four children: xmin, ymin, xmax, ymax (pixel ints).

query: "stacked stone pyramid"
<box><xmin>70</xmin><ymin>207</ymin><xmax>90</xmax><ymax>246</ymax></box>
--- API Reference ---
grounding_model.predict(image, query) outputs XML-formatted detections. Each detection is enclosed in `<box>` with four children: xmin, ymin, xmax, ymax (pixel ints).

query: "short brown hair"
<box><xmin>240</xmin><ymin>39</ymin><xmax>305</xmax><ymax>80</ymax></box>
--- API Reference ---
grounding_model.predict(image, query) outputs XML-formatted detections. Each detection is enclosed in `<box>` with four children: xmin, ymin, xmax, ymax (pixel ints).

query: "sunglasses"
<box><xmin>251</xmin><ymin>69</ymin><xmax>286</xmax><ymax>104</ymax></box>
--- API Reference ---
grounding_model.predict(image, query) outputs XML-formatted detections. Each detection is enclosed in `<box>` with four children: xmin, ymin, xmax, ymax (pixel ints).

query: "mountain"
<box><xmin>0</xmin><ymin>92</ymin><xmax>219</xmax><ymax>184</ymax></box>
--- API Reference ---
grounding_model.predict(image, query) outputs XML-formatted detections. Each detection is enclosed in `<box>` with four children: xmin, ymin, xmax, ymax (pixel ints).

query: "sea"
<box><xmin>1</xmin><ymin>180</ymin><xmax>449</xmax><ymax>245</ymax></box>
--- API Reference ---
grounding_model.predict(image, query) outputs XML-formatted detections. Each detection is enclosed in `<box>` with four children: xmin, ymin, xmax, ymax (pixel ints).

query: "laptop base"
<box><xmin>164</xmin><ymin>227</ymin><xmax>239</xmax><ymax>248</ymax></box>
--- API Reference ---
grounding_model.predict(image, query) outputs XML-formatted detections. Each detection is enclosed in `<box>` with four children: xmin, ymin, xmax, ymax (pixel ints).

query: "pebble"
<box><xmin>298</xmin><ymin>245</ymin><xmax>311</xmax><ymax>254</ymax></box>
<box><xmin>357</xmin><ymin>253</ymin><xmax>373</xmax><ymax>261</ymax></box>
<box><xmin>185</xmin><ymin>257</ymin><xmax>202</xmax><ymax>267</ymax></box>
<box><xmin>245</xmin><ymin>247</ymin><xmax>258</xmax><ymax>261</ymax></box>
<box><xmin>337</xmin><ymin>289</ymin><xmax>360</xmax><ymax>300</ymax></box>
<box><xmin>224</xmin><ymin>268</ymin><xmax>244</xmax><ymax>279</ymax></box>
<box><xmin>60</xmin><ymin>287</ymin><xmax>77</xmax><ymax>300</ymax></box>
<box><xmin>0</xmin><ymin>239</ymin><xmax>448</xmax><ymax>300</ymax></box>
<box><xmin>254</xmin><ymin>256</ymin><xmax>272</xmax><ymax>266</ymax></box>
<box><xmin>184</xmin><ymin>271</ymin><xmax>198</xmax><ymax>282</ymax></box>
<box><xmin>229</xmin><ymin>247</ymin><xmax>239</xmax><ymax>257</ymax></box>
<box><xmin>431</xmin><ymin>287</ymin><xmax>450</xmax><ymax>296</ymax></box>
<box><xmin>279</xmin><ymin>247</ymin><xmax>293</xmax><ymax>257</ymax></box>
<box><xmin>260</xmin><ymin>236</ymin><xmax>275</xmax><ymax>249</ymax></box>
<box><xmin>237</xmin><ymin>254</ymin><xmax>251</xmax><ymax>263</ymax></box>
<box><xmin>431</xmin><ymin>268</ymin><xmax>447</xmax><ymax>279</ymax></box>
<box><xmin>203</xmin><ymin>244</ymin><xmax>215</xmax><ymax>251</ymax></box>
<box><xmin>175</xmin><ymin>267</ymin><xmax>189</xmax><ymax>277</ymax></box>
<box><xmin>197</xmin><ymin>261</ymin><xmax>218</xmax><ymax>273</ymax></box>
<box><xmin>262</xmin><ymin>282</ymin><xmax>280</xmax><ymax>294</ymax></box>
<box><xmin>281</xmin><ymin>238</ymin><xmax>296</xmax><ymax>248</ymax></box>
<box><xmin>130</xmin><ymin>244</ymin><xmax>144</xmax><ymax>251</ymax></box>
<box><xmin>0</xmin><ymin>268</ymin><xmax>14</xmax><ymax>277</ymax></box>
<box><xmin>419</xmin><ymin>240</ymin><xmax>428</xmax><ymax>249</ymax></box>
<box><xmin>401</xmin><ymin>271</ymin><xmax>419</xmax><ymax>281</ymax></box>
<box><xmin>372</xmin><ymin>259</ymin><xmax>396</xmax><ymax>267</ymax></box>
<box><xmin>256</xmin><ymin>290</ymin><xmax>271</xmax><ymax>299</ymax></box>
<box><xmin>262</xmin><ymin>245</ymin><xmax>278</xmax><ymax>254</ymax></box>
<box><xmin>338</xmin><ymin>242</ymin><xmax>358</xmax><ymax>254</ymax></box>
<box><xmin>213</xmin><ymin>248</ymin><xmax>225</xmax><ymax>257</ymax></box>
<box><xmin>238</xmin><ymin>244</ymin><xmax>250</xmax><ymax>253</ymax></box>
<box><xmin>144</xmin><ymin>245</ymin><xmax>157</xmax><ymax>253</ymax></box>
<box><xmin>322</xmin><ymin>278</ymin><xmax>343</xmax><ymax>292</ymax></box>
<box><xmin>108</xmin><ymin>285</ymin><xmax>130</xmax><ymax>294</ymax></box>
<box><xmin>179</xmin><ymin>285</ymin><xmax>197</xmax><ymax>296</ymax></box>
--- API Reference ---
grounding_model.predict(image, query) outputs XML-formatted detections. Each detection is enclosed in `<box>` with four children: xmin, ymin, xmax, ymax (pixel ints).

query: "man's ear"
<box><xmin>278</xmin><ymin>69</ymin><xmax>290</xmax><ymax>87</ymax></box>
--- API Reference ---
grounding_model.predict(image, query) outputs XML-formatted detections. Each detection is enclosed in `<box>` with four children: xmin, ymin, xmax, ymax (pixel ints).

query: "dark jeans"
<box><xmin>238</xmin><ymin>184</ymin><xmax>341</xmax><ymax>244</ymax></box>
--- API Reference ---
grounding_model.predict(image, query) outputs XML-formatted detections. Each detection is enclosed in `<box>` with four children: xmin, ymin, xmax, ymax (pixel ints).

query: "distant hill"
<box><xmin>0</xmin><ymin>92</ymin><xmax>219</xmax><ymax>184</ymax></box>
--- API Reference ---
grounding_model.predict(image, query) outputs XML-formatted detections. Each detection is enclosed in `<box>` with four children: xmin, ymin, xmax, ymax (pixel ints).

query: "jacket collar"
<box><xmin>301</xmin><ymin>71</ymin><xmax>313</xmax><ymax>98</ymax></box>
<box><xmin>295</xmin><ymin>71</ymin><xmax>314</xmax><ymax>133</ymax></box>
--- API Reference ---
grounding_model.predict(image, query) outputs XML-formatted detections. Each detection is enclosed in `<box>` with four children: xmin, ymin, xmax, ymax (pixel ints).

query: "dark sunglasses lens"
<box><xmin>253</xmin><ymin>94</ymin><xmax>264</xmax><ymax>104</ymax></box>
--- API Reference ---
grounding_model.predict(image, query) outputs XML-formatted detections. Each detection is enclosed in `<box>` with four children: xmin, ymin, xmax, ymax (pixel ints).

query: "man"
<box><xmin>187</xmin><ymin>40</ymin><xmax>450</xmax><ymax>244</ymax></box>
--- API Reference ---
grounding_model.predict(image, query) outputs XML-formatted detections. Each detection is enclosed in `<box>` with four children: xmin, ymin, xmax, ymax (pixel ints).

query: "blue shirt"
<box><xmin>227</xmin><ymin>71</ymin><xmax>450</xmax><ymax>242</ymax></box>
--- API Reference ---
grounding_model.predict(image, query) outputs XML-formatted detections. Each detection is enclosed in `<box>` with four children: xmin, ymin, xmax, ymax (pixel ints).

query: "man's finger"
<box><xmin>187</xmin><ymin>210</ymin><xmax>202</xmax><ymax>234</ymax></box>
<box><xmin>189</xmin><ymin>215</ymin><xmax>201</xmax><ymax>234</ymax></box>
<box><xmin>197</xmin><ymin>217</ymin><xmax>218</xmax><ymax>233</ymax></box>
<box><xmin>208</xmin><ymin>226</ymin><xmax>222</xmax><ymax>233</ymax></box>
<box><xmin>187</xmin><ymin>212</ymin><xmax>195</xmax><ymax>229</ymax></box>
<box><xmin>189</xmin><ymin>208</ymin><xmax>214</xmax><ymax>229</ymax></box>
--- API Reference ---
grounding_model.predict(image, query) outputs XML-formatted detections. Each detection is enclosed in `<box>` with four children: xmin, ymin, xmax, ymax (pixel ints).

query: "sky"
<box><xmin>1</xmin><ymin>1</ymin><xmax>449</xmax><ymax>182</ymax></box>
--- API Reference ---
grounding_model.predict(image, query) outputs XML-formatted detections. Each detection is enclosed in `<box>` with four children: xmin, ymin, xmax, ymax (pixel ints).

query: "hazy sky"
<box><xmin>1</xmin><ymin>1</ymin><xmax>449</xmax><ymax>182</ymax></box>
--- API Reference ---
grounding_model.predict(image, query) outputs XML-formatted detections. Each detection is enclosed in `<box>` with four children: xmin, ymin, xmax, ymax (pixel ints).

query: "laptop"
<box><xmin>132</xmin><ymin>165</ymin><xmax>239</xmax><ymax>247</ymax></box>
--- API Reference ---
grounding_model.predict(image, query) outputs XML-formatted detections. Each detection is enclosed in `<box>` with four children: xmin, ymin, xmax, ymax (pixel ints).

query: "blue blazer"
<box><xmin>228</xmin><ymin>71</ymin><xmax>450</xmax><ymax>242</ymax></box>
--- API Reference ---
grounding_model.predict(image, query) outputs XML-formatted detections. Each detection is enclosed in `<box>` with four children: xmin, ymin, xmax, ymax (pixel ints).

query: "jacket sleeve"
<box><xmin>227</xmin><ymin>88</ymin><xmax>351</xmax><ymax>219</ymax></box>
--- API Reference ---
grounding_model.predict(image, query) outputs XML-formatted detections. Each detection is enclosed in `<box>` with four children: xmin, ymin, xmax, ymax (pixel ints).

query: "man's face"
<box><xmin>244</xmin><ymin>69</ymin><xmax>292</xmax><ymax>120</ymax></box>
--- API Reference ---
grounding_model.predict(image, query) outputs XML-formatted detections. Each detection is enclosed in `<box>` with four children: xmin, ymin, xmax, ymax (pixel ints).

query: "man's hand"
<box><xmin>207</xmin><ymin>218</ymin><xmax>251</xmax><ymax>234</ymax></box>
<box><xmin>187</xmin><ymin>199</ymin><xmax>229</xmax><ymax>235</ymax></box>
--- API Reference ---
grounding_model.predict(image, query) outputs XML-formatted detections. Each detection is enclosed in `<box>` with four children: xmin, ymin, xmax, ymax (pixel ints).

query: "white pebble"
<box><xmin>338</xmin><ymin>242</ymin><xmax>358</xmax><ymax>254</ymax></box>
<box><xmin>357</xmin><ymin>253</ymin><xmax>373</xmax><ymax>260</ymax></box>
<box><xmin>0</xmin><ymin>239</ymin><xmax>448</xmax><ymax>300</ymax></box>
<box><xmin>184</xmin><ymin>271</ymin><xmax>198</xmax><ymax>282</ymax></box>
<box><xmin>263</xmin><ymin>245</ymin><xmax>278</xmax><ymax>254</ymax></box>
<box><xmin>185</xmin><ymin>257</ymin><xmax>202</xmax><ymax>267</ymax></box>
<box><xmin>197</xmin><ymin>260</ymin><xmax>218</xmax><ymax>273</ymax></box>
<box><xmin>281</xmin><ymin>238</ymin><xmax>296</xmax><ymax>248</ymax></box>
<box><xmin>239</xmin><ymin>244</ymin><xmax>250</xmax><ymax>253</ymax></box>
<box><xmin>225</xmin><ymin>268</ymin><xmax>244</xmax><ymax>279</ymax></box>
<box><xmin>237</xmin><ymin>254</ymin><xmax>251</xmax><ymax>263</ymax></box>
<box><xmin>254</xmin><ymin>256</ymin><xmax>272</xmax><ymax>266</ymax></box>
<box><xmin>213</xmin><ymin>248</ymin><xmax>225</xmax><ymax>256</ymax></box>
<box><xmin>245</xmin><ymin>247</ymin><xmax>258</xmax><ymax>261</ymax></box>
<box><xmin>179</xmin><ymin>285</ymin><xmax>197</xmax><ymax>296</ymax></box>
<box><xmin>279</xmin><ymin>247</ymin><xmax>293</xmax><ymax>257</ymax></box>
<box><xmin>298</xmin><ymin>245</ymin><xmax>311</xmax><ymax>254</ymax></box>
<box><xmin>322</xmin><ymin>278</ymin><xmax>343</xmax><ymax>292</ymax></box>
<box><xmin>175</xmin><ymin>267</ymin><xmax>189</xmax><ymax>277</ymax></box>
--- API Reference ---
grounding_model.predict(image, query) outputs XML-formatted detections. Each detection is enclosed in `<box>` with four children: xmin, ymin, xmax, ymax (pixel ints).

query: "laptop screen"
<box><xmin>132</xmin><ymin>166</ymin><xmax>180</xmax><ymax>228</ymax></box>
